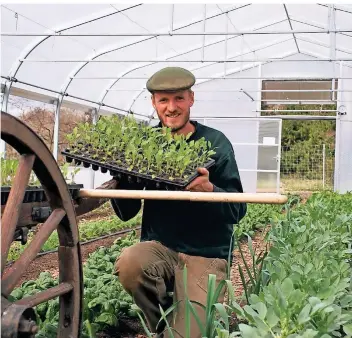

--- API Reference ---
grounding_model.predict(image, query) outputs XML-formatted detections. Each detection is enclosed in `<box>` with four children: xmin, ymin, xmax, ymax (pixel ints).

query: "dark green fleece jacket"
<box><xmin>111</xmin><ymin>120</ymin><xmax>247</xmax><ymax>259</ymax></box>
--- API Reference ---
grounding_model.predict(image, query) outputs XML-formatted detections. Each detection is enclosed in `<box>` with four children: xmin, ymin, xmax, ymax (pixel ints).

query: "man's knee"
<box><xmin>115</xmin><ymin>244</ymin><xmax>144</xmax><ymax>292</ymax></box>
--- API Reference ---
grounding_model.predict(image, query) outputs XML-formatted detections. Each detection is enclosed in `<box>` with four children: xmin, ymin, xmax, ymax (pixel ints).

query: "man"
<box><xmin>111</xmin><ymin>67</ymin><xmax>247</xmax><ymax>337</ymax></box>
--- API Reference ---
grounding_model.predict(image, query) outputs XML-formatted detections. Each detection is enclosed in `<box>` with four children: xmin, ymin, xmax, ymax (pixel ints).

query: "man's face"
<box><xmin>152</xmin><ymin>90</ymin><xmax>194</xmax><ymax>132</ymax></box>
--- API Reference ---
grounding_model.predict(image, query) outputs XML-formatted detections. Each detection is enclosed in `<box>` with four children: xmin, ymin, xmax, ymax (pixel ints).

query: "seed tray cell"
<box><xmin>1</xmin><ymin>184</ymin><xmax>83</xmax><ymax>205</ymax></box>
<box><xmin>62</xmin><ymin>150</ymin><xmax>215</xmax><ymax>191</ymax></box>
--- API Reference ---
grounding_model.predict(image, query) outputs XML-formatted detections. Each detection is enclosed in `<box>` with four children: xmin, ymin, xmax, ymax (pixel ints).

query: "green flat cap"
<box><xmin>146</xmin><ymin>67</ymin><xmax>196</xmax><ymax>93</ymax></box>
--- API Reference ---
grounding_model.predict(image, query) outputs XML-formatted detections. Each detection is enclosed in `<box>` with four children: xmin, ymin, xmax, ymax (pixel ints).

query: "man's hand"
<box><xmin>185</xmin><ymin>168</ymin><xmax>214</xmax><ymax>192</ymax></box>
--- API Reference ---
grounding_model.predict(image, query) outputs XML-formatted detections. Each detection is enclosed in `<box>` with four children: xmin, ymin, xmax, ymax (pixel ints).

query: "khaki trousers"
<box><xmin>114</xmin><ymin>241</ymin><xmax>228</xmax><ymax>338</ymax></box>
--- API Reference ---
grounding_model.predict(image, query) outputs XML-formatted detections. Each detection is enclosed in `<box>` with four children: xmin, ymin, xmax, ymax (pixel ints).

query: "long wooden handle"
<box><xmin>79</xmin><ymin>189</ymin><xmax>288</xmax><ymax>204</ymax></box>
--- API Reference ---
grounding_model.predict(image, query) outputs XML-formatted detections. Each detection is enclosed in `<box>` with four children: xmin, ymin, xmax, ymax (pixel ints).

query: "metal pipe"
<box><xmin>224</xmin><ymin>12</ymin><xmax>229</xmax><ymax>76</ymax></box>
<box><xmin>296</xmin><ymin>36</ymin><xmax>352</xmax><ymax>57</ymax></box>
<box><xmin>98</xmin><ymin>21</ymin><xmax>291</xmax><ymax>109</ymax></box>
<box><xmin>255</xmin><ymin>109</ymin><xmax>337</xmax><ymax>112</ymax></box>
<box><xmin>3</xmin><ymin>29</ymin><xmax>352</xmax><ymax>36</ymax></box>
<box><xmin>105</xmin><ymin>88</ymin><xmax>344</xmax><ymax>92</ymax></box>
<box><xmin>20</xmin><ymin>58</ymin><xmax>352</xmax><ymax>62</ymax></box>
<box><xmin>333</xmin><ymin>61</ymin><xmax>344</xmax><ymax>191</ymax></box>
<box><xmin>322</xmin><ymin>144</ymin><xmax>326</xmax><ymax>189</ymax></box>
<box><xmin>0</xmin><ymin>75</ymin><xmax>149</xmax><ymax>120</ymax></box>
<box><xmin>71</xmin><ymin>76</ymin><xmax>352</xmax><ymax>80</ymax></box>
<box><xmin>284</xmin><ymin>4</ymin><xmax>300</xmax><ymax>53</ymax></box>
<box><xmin>188</xmin><ymin>115</ymin><xmax>337</xmax><ymax>120</ymax></box>
<box><xmin>201</xmin><ymin>4</ymin><xmax>207</xmax><ymax>61</ymax></box>
<box><xmin>169</xmin><ymin>4</ymin><xmax>174</xmax><ymax>34</ymax></box>
<box><xmin>79</xmin><ymin>189</ymin><xmax>288</xmax><ymax>204</ymax></box>
<box><xmin>194</xmin><ymin>99</ymin><xmax>337</xmax><ymax>103</ymax></box>
<box><xmin>1</xmin><ymin>75</ymin><xmax>59</xmax><ymax>95</ymax></box>
<box><xmin>259</xmin><ymin>99</ymin><xmax>338</xmax><ymax>101</ymax></box>
<box><xmin>3</xmin><ymin>4</ymin><xmax>143</xmax><ymax>121</ymax></box>
<box><xmin>52</xmin><ymin>98</ymin><xmax>62</xmax><ymax>160</ymax></box>
<box><xmin>96</xmin><ymin>4</ymin><xmax>257</xmax><ymax>110</ymax></box>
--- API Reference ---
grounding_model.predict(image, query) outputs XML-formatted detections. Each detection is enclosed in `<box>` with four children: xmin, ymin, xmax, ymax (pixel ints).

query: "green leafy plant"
<box><xmin>236</xmin><ymin>234</ymin><xmax>270</xmax><ymax>304</ymax></box>
<box><xmin>65</xmin><ymin>115</ymin><xmax>216</xmax><ymax>184</ymax></box>
<box><xmin>7</xmin><ymin>210</ymin><xmax>142</xmax><ymax>262</ymax></box>
<box><xmin>9</xmin><ymin>231</ymin><xmax>140</xmax><ymax>338</ymax></box>
<box><xmin>0</xmin><ymin>157</ymin><xmax>81</xmax><ymax>186</ymax></box>
<box><xmin>231</xmin><ymin>191</ymin><xmax>352</xmax><ymax>337</ymax></box>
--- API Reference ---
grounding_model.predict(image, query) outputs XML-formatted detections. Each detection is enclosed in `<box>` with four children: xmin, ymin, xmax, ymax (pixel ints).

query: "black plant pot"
<box><xmin>61</xmin><ymin>150</ymin><xmax>215</xmax><ymax>191</ymax></box>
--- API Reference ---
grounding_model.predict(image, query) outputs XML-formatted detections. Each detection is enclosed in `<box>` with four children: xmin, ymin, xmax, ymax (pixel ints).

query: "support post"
<box><xmin>169</xmin><ymin>4</ymin><xmax>174</xmax><ymax>34</ymax></box>
<box><xmin>53</xmin><ymin>98</ymin><xmax>62</xmax><ymax>160</ymax></box>
<box><xmin>224</xmin><ymin>12</ymin><xmax>229</xmax><ymax>76</ymax></box>
<box><xmin>334</xmin><ymin>61</ymin><xmax>343</xmax><ymax>192</ymax></box>
<box><xmin>1</xmin><ymin>81</ymin><xmax>11</xmax><ymax>158</ymax></box>
<box><xmin>322</xmin><ymin>143</ymin><xmax>326</xmax><ymax>189</ymax></box>
<box><xmin>255</xmin><ymin>63</ymin><xmax>262</xmax><ymax>193</ymax></box>
<box><xmin>89</xmin><ymin>108</ymin><xmax>98</xmax><ymax>188</ymax></box>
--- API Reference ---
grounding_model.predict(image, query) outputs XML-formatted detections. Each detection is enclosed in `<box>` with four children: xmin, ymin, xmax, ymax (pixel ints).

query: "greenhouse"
<box><xmin>1</xmin><ymin>3</ymin><xmax>352</xmax><ymax>338</ymax></box>
<box><xmin>1</xmin><ymin>2</ymin><xmax>352</xmax><ymax>193</ymax></box>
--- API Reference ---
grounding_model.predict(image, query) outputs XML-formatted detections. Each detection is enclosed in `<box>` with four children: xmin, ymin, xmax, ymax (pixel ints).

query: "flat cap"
<box><xmin>146</xmin><ymin>67</ymin><xmax>196</xmax><ymax>93</ymax></box>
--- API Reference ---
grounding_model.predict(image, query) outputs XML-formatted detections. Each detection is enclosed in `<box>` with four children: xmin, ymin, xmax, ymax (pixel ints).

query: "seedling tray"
<box><xmin>62</xmin><ymin>150</ymin><xmax>215</xmax><ymax>191</ymax></box>
<box><xmin>1</xmin><ymin>184</ymin><xmax>83</xmax><ymax>205</ymax></box>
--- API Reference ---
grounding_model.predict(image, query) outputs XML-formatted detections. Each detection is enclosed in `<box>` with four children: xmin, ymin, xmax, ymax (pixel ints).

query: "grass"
<box><xmin>280</xmin><ymin>177</ymin><xmax>333</xmax><ymax>192</ymax></box>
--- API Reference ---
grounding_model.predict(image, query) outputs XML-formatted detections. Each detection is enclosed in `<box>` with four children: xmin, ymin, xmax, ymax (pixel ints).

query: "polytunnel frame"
<box><xmin>1</xmin><ymin>3</ymin><xmax>351</xmax><ymax>192</ymax></box>
<box><xmin>2</xmin><ymin>3</ymin><xmax>255</xmax><ymax>159</ymax></box>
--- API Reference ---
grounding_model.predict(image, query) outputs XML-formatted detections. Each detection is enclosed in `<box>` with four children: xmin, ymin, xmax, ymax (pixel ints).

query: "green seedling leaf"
<box><xmin>265</xmin><ymin>308</ymin><xmax>279</xmax><ymax>328</ymax></box>
<box><xmin>298</xmin><ymin>303</ymin><xmax>311</xmax><ymax>325</ymax></box>
<box><xmin>344</xmin><ymin>324</ymin><xmax>352</xmax><ymax>335</ymax></box>
<box><xmin>281</xmin><ymin>278</ymin><xmax>294</xmax><ymax>298</ymax></box>
<box><xmin>252</xmin><ymin>302</ymin><xmax>267</xmax><ymax>320</ymax></box>
<box><xmin>238</xmin><ymin>324</ymin><xmax>261</xmax><ymax>338</ymax></box>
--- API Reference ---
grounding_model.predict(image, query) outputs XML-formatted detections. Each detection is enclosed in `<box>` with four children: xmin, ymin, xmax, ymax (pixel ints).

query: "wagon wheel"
<box><xmin>1</xmin><ymin>111</ymin><xmax>83</xmax><ymax>337</ymax></box>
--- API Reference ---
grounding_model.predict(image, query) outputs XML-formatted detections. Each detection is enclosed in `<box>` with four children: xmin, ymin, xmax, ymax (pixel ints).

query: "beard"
<box><xmin>158</xmin><ymin>110</ymin><xmax>190</xmax><ymax>133</ymax></box>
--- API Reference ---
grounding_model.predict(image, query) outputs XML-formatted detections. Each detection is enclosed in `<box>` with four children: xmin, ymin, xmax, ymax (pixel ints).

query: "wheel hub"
<box><xmin>1</xmin><ymin>296</ymin><xmax>38</xmax><ymax>338</ymax></box>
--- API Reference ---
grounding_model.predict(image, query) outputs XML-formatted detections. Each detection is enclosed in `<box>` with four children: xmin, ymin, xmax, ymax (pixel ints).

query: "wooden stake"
<box><xmin>79</xmin><ymin>189</ymin><xmax>288</xmax><ymax>204</ymax></box>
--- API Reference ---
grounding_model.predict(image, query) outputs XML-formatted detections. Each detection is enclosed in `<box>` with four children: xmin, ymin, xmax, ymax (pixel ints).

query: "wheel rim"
<box><xmin>1</xmin><ymin>111</ymin><xmax>83</xmax><ymax>337</ymax></box>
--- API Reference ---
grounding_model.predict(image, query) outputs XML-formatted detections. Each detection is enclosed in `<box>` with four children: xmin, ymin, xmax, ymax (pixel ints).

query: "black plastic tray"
<box><xmin>62</xmin><ymin>150</ymin><xmax>215</xmax><ymax>191</ymax></box>
<box><xmin>1</xmin><ymin>184</ymin><xmax>83</xmax><ymax>205</ymax></box>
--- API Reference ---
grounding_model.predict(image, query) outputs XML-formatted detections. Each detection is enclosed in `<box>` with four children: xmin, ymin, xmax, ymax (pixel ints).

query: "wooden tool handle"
<box><xmin>79</xmin><ymin>189</ymin><xmax>288</xmax><ymax>204</ymax></box>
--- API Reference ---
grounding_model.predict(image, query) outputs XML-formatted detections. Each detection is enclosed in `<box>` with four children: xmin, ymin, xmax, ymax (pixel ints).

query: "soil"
<box><xmin>14</xmin><ymin>229</ymin><xmax>141</xmax><ymax>287</ymax></box>
<box><xmin>10</xmin><ymin>208</ymin><xmax>269</xmax><ymax>338</ymax></box>
<box><xmin>77</xmin><ymin>207</ymin><xmax>114</xmax><ymax>223</ymax></box>
<box><xmin>230</xmin><ymin>227</ymin><xmax>270</xmax><ymax>299</ymax></box>
<box><xmin>97</xmin><ymin>317</ymin><xmax>146</xmax><ymax>338</ymax></box>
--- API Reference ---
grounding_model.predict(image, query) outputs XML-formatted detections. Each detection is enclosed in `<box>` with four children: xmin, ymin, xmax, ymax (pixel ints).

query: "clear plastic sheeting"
<box><xmin>191</xmin><ymin>118</ymin><xmax>281</xmax><ymax>193</ymax></box>
<box><xmin>1</xmin><ymin>3</ymin><xmax>352</xmax><ymax>116</ymax></box>
<box><xmin>1</xmin><ymin>3</ymin><xmax>352</xmax><ymax>192</ymax></box>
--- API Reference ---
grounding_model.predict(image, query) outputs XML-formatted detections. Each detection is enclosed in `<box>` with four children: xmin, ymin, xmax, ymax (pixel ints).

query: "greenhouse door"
<box><xmin>193</xmin><ymin>118</ymin><xmax>282</xmax><ymax>193</ymax></box>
